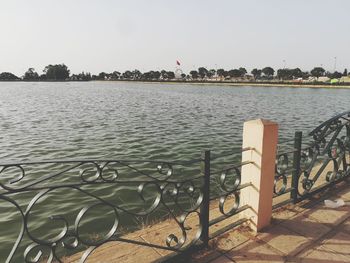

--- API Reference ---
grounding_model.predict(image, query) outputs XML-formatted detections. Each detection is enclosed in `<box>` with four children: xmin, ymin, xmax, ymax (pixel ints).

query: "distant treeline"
<box><xmin>0</xmin><ymin>64</ymin><xmax>349</xmax><ymax>82</ymax></box>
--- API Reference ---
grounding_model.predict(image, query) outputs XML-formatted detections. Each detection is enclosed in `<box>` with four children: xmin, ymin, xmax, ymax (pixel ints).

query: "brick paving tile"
<box><xmin>188</xmin><ymin>246</ymin><xmax>223</xmax><ymax>263</ymax></box>
<box><xmin>320</xmin><ymin>231</ymin><xmax>350</xmax><ymax>257</ymax></box>
<box><xmin>280</xmin><ymin>213</ymin><xmax>332</xmax><ymax>240</ymax></box>
<box><xmin>63</xmin><ymin>237</ymin><xmax>161</xmax><ymax>263</ymax></box>
<box><xmin>140</xmin><ymin>213</ymin><xmax>201</xmax><ymax>257</ymax></box>
<box><xmin>302</xmin><ymin>203</ymin><xmax>350</xmax><ymax>226</ymax></box>
<box><xmin>271</xmin><ymin>206</ymin><xmax>299</xmax><ymax>224</ymax></box>
<box><xmin>209</xmin><ymin>255</ymin><xmax>235</xmax><ymax>263</ymax></box>
<box><xmin>257</xmin><ymin>225</ymin><xmax>312</xmax><ymax>256</ymax></box>
<box><xmin>338</xmin><ymin>218</ymin><xmax>350</xmax><ymax>235</ymax></box>
<box><xmin>336</xmin><ymin>187</ymin><xmax>350</xmax><ymax>200</ymax></box>
<box><xmin>210</xmin><ymin>227</ymin><xmax>251</xmax><ymax>253</ymax></box>
<box><xmin>297</xmin><ymin>244</ymin><xmax>350</xmax><ymax>263</ymax></box>
<box><xmin>224</xmin><ymin>239</ymin><xmax>285</xmax><ymax>263</ymax></box>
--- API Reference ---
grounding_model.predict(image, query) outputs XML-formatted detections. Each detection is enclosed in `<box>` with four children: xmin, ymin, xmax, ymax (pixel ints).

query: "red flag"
<box><xmin>176</xmin><ymin>60</ymin><xmax>181</xmax><ymax>66</ymax></box>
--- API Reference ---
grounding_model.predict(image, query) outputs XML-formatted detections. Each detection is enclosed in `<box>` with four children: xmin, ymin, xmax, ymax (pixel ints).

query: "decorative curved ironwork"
<box><xmin>0</xmin><ymin>159</ymin><xmax>204</xmax><ymax>262</ymax></box>
<box><xmin>297</xmin><ymin>111</ymin><xmax>350</xmax><ymax>197</ymax></box>
<box><xmin>273</xmin><ymin>111</ymin><xmax>350</xmax><ymax>209</ymax></box>
<box><xmin>207</xmin><ymin>149</ymin><xmax>251</xmax><ymax>240</ymax></box>
<box><xmin>274</xmin><ymin>153</ymin><xmax>289</xmax><ymax>196</ymax></box>
<box><xmin>273</xmin><ymin>137</ymin><xmax>298</xmax><ymax>208</ymax></box>
<box><xmin>0</xmin><ymin>150</ymin><xmax>253</xmax><ymax>262</ymax></box>
<box><xmin>217</xmin><ymin>166</ymin><xmax>241</xmax><ymax>217</ymax></box>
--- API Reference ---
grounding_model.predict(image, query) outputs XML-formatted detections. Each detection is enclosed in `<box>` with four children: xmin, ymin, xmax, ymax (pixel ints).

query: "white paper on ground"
<box><xmin>324</xmin><ymin>199</ymin><xmax>346</xmax><ymax>208</ymax></box>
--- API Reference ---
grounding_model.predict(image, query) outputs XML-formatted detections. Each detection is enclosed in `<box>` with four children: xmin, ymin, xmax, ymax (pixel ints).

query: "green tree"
<box><xmin>122</xmin><ymin>70</ymin><xmax>132</xmax><ymax>79</ymax></box>
<box><xmin>141</xmin><ymin>72</ymin><xmax>151</xmax><ymax>80</ymax></box>
<box><xmin>0</xmin><ymin>72</ymin><xmax>20</xmax><ymax>81</ymax></box>
<box><xmin>228</xmin><ymin>69</ymin><xmax>242</xmax><ymax>78</ymax></box>
<box><xmin>97</xmin><ymin>72</ymin><xmax>107</xmax><ymax>80</ymax></box>
<box><xmin>198</xmin><ymin>67</ymin><xmax>208</xmax><ymax>79</ymax></box>
<box><xmin>153</xmin><ymin>71</ymin><xmax>161</xmax><ymax>79</ymax></box>
<box><xmin>111</xmin><ymin>71</ymin><xmax>120</xmax><ymax>80</ymax></box>
<box><xmin>331</xmin><ymin>71</ymin><xmax>342</xmax><ymax>79</ymax></box>
<box><xmin>310</xmin><ymin>67</ymin><xmax>325</xmax><ymax>79</ymax></box>
<box><xmin>148</xmin><ymin>71</ymin><xmax>156</xmax><ymax>80</ymax></box>
<box><xmin>277</xmin><ymin>69</ymin><xmax>289</xmax><ymax>80</ymax></box>
<box><xmin>301</xmin><ymin>71</ymin><xmax>310</xmax><ymax>79</ymax></box>
<box><xmin>167</xmin><ymin>71</ymin><xmax>175</xmax><ymax>79</ymax></box>
<box><xmin>238</xmin><ymin>67</ymin><xmax>247</xmax><ymax>77</ymax></box>
<box><xmin>291</xmin><ymin>68</ymin><xmax>303</xmax><ymax>78</ymax></box>
<box><xmin>277</xmin><ymin>68</ymin><xmax>298</xmax><ymax>80</ymax></box>
<box><xmin>207</xmin><ymin>69</ymin><xmax>216</xmax><ymax>78</ymax></box>
<box><xmin>216</xmin><ymin>69</ymin><xmax>228</xmax><ymax>78</ymax></box>
<box><xmin>43</xmin><ymin>64</ymin><xmax>70</xmax><ymax>81</ymax></box>
<box><xmin>343</xmin><ymin>69</ymin><xmax>348</xmax><ymax>76</ymax></box>
<box><xmin>262</xmin><ymin>67</ymin><xmax>275</xmax><ymax>78</ymax></box>
<box><xmin>39</xmin><ymin>74</ymin><xmax>47</xmax><ymax>80</ymax></box>
<box><xmin>81</xmin><ymin>72</ymin><xmax>91</xmax><ymax>81</ymax></box>
<box><xmin>23</xmin><ymin>68</ymin><xmax>39</xmax><ymax>81</ymax></box>
<box><xmin>190</xmin><ymin>70</ymin><xmax>198</xmax><ymax>79</ymax></box>
<box><xmin>160</xmin><ymin>70</ymin><xmax>168</xmax><ymax>79</ymax></box>
<box><xmin>132</xmin><ymin>69</ymin><xmax>142</xmax><ymax>80</ymax></box>
<box><xmin>251</xmin><ymin>68</ymin><xmax>262</xmax><ymax>79</ymax></box>
<box><xmin>70</xmin><ymin>72</ymin><xmax>91</xmax><ymax>81</ymax></box>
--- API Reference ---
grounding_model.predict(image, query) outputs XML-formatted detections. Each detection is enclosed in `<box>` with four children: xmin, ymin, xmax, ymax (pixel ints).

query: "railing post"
<box><xmin>291</xmin><ymin>131</ymin><xmax>302</xmax><ymax>204</ymax></box>
<box><xmin>240</xmin><ymin>119</ymin><xmax>278</xmax><ymax>232</ymax></box>
<box><xmin>200</xmin><ymin>150</ymin><xmax>210</xmax><ymax>246</ymax></box>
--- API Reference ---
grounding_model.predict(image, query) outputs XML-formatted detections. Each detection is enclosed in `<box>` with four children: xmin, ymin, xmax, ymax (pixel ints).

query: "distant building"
<box><xmin>340</xmin><ymin>76</ymin><xmax>350</xmax><ymax>83</ymax></box>
<box><xmin>304</xmin><ymin>76</ymin><xmax>329</xmax><ymax>83</ymax></box>
<box><xmin>292</xmin><ymin>78</ymin><xmax>303</xmax><ymax>83</ymax></box>
<box><xmin>318</xmin><ymin>76</ymin><xmax>330</xmax><ymax>82</ymax></box>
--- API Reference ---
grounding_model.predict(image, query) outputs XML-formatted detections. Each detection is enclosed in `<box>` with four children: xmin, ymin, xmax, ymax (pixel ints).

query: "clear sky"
<box><xmin>0</xmin><ymin>0</ymin><xmax>349</xmax><ymax>76</ymax></box>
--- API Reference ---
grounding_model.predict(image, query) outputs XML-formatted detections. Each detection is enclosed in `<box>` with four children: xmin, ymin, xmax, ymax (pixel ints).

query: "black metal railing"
<box><xmin>205</xmin><ymin>148</ymin><xmax>252</xmax><ymax>241</ymax></box>
<box><xmin>273</xmin><ymin>111</ymin><xmax>350</xmax><ymax>208</ymax></box>
<box><xmin>0</xmin><ymin>149</ymin><xmax>250</xmax><ymax>263</ymax></box>
<box><xmin>179</xmin><ymin>148</ymin><xmax>253</xmax><ymax>250</ymax></box>
<box><xmin>0</xmin><ymin>158</ymin><xmax>205</xmax><ymax>262</ymax></box>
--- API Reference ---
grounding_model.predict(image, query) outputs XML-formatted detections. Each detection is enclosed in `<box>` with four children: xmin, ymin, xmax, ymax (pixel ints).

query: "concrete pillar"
<box><xmin>240</xmin><ymin>119</ymin><xmax>278</xmax><ymax>232</ymax></box>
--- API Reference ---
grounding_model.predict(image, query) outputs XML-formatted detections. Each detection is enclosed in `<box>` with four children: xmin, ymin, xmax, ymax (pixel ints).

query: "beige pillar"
<box><xmin>240</xmin><ymin>119</ymin><xmax>278</xmax><ymax>232</ymax></box>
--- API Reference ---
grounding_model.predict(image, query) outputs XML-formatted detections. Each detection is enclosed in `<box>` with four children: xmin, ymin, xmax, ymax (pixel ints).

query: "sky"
<box><xmin>0</xmin><ymin>0</ymin><xmax>349</xmax><ymax>76</ymax></box>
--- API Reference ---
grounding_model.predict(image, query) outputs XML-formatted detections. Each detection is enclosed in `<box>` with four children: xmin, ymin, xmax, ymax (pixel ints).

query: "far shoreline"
<box><xmin>1</xmin><ymin>79</ymin><xmax>350</xmax><ymax>89</ymax></box>
<box><xmin>110</xmin><ymin>80</ymin><xmax>350</xmax><ymax>89</ymax></box>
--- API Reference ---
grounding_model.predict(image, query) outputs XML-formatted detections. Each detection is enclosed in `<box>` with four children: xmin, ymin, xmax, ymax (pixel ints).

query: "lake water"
<box><xmin>1</xmin><ymin>81</ymin><xmax>349</xmax><ymax>162</ymax></box>
<box><xmin>0</xmin><ymin>81</ymin><xmax>349</xmax><ymax>261</ymax></box>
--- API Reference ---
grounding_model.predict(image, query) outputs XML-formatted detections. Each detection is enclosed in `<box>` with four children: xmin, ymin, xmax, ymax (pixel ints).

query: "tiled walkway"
<box><xmin>198</xmin><ymin>182</ymin><xmax>350</xmax><ymax>263</ymax></box>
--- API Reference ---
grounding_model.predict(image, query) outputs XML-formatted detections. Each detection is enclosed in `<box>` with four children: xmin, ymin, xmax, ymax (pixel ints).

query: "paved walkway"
<box><xmin>65</xmin><ymin>181</ymin><xmax>350</xmax><ymax>263</ymax></box>
<box><xmin>192</xmin><ymin>182</ymin><xmax>350</xmax><ymax>263</ymax></box>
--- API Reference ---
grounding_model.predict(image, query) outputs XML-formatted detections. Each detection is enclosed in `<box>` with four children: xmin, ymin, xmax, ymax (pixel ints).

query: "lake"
<box><xmin>0</xmin><ymin>81</ymin><xmax>349</xmax><ymax>261</ymax></box>
<box><xmin>1</xmin><ymin>81</ymin><xmax>349</xmax><ymax>162</ymax></box>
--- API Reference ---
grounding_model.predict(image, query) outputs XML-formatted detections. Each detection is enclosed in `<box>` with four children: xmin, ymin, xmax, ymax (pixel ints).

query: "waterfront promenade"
<box><xmin>65</xmin><ymin>181</ymin><xmax>350</xmax><ymax>263</ymax></box>
<box><xmin>197</xmin><ymin>181</ymin><xmax>350</xmax><ymax>263</ymax></box>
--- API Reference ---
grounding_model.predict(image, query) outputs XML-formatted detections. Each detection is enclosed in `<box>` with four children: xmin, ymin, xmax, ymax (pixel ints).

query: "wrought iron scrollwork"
<box><xmin>273</xmin><ymin>112</ymin><xmax>350</xmax><ymax>208</ymax></box>
<box><xmin>273</xmin><ymin>136</ymin><xmax>298</xmax><ymax>205</ymax></box>
<box><xmin>218</xmin><ymin>167</ymin><xmax>241</xmax><ymax>216</ymax></box>
<box><xmin>207</xmin><ymin>149</ymin><xmax>251</xmax><ymax>237</ymax></box>
<box><xmin>297</xmin><ymin>111</ymin><xmax>350</xmax><ymax>197</ymax></box>
<box><xmin>0</xmin><ymin>159</ymin><xmax>203</xmax><ymax>262</ymax></box>
<box><xmin>274</xmin><ymin>153</ymin><xmax>289</xmax><ymax>196</ymax></box>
